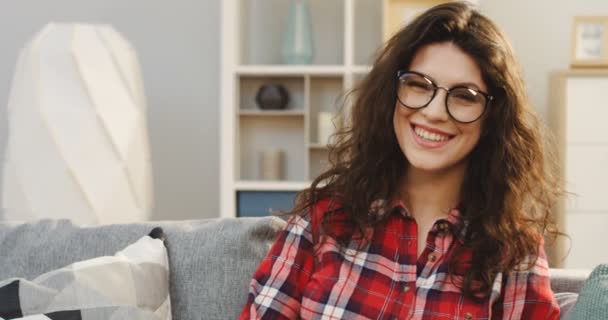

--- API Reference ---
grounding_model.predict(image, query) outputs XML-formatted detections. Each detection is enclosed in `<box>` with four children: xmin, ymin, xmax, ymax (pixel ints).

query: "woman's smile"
<box><xmin>410</xmin><ymin>123</ymin><xmax>455</xmax><ymax>148</ymax></box>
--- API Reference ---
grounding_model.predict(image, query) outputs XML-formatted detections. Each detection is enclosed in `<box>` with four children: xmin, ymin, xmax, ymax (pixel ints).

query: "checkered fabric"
<box><xmin>0</xmin><ymin>228</ymin><xmax>171</xmax><ymax>320</ymax></box>
<box><xmin>240</xmin><ymin>199</ymin><xmax>559</xmax><ymax>319</ymax></box>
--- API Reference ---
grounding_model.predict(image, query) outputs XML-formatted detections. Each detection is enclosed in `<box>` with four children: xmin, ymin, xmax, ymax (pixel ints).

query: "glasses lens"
<box><xmin>397</xmin><ymin>73</ymin><xmax>434</xmax><ymax>109</ymax></box>
<box><xmin>447</xmin><ymin>87</ymin><xmax>486</xmax><ymax>123</ymax></box>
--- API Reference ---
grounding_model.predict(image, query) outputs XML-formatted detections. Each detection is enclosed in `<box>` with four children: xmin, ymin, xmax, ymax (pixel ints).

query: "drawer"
<box><xmin>565</xmin><ymin>211</ymin><xmax>608</xmax><ymax>268</ymax></box>
<box><xmin>566</xmin><ymin>77</ymin><xmax>608</xmax><ymax>143</ymax></box>
<box><xmin>565</xmin><ymin>145</ymin><xmax>608</xmax><ymax>211</ymax></box>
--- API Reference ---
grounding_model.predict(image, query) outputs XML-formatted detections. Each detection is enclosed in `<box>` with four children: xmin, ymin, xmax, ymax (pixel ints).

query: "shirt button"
<box><xmin>403</xmin><ymin>285</ymin><xmax>410</xmax><ymax>292</ymax></box>
<box><xmin>464</xmin><ymin>312</ymin><xmax>473</xmax><ymax>319</ymax></box>
<box><xmin>428</xmin><ymin>253</ymin><xmax>437</xmax><ymax>262</ymax></box>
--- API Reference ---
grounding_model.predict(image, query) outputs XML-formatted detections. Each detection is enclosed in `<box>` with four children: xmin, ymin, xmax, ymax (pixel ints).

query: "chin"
<box><xmin>407</xmin><ymin>158</ymin><xmax>450</xmax><ymax>172</ymax></box>
<box><xmin>404</xmin><ymin>151</ymin><xmax>466</xmax><ymax>174</ymax></box>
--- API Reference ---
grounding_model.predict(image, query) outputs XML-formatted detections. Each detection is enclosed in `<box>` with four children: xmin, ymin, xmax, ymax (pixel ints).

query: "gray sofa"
<box><xmin>0</xmin><ymin>217</ymin><xmax>590</xmax><ymax>319</ymax></box>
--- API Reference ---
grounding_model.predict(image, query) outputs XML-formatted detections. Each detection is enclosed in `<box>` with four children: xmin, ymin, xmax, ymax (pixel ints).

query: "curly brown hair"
<box><xmin>286</xmin><ymin>1</ymin><xmax>562</xmax><ymax>298</ymax></box>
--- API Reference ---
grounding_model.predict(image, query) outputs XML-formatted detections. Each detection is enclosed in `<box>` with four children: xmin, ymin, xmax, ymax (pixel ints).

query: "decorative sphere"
<box><xmin>255</xmin><ymin>84</ymin><xmax>290</xmax><ymax>110</ymax></box>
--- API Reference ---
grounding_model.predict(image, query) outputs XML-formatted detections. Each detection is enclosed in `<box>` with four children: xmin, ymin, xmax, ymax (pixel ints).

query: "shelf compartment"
<box><xmin>239</xmin><ymin>75</ymin><xmax>305</xmax><ymax>111</ymax></box>
<box><xmin>240</xmin><ymin>0</ymin><xmax>344</xmax><ymax>65</ymax></box>
<box><xmin>309</xmin><ymin>148</ymin><xmax>331</xmax><ymax>181</ymax></box>
<box><xmin>355</xmin><ymin>0</ymin><xmax>383</xmax><ymax>66</ymax></box>
<box><xmin>238</xmin><ymin>116</ymin><xmax>306</xmax><ymax>181</ymax></box>
<box><xmin>308</xmin><ymin>76</ymin><xmax>343</xmax><ymax>145</ymax></box>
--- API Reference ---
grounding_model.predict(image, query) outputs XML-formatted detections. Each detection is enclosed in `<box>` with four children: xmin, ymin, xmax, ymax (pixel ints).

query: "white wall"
<box><xmin>0</xmin><ymin>0</ymin><xmax>220</xmax><ymax>220</ymax></box>
<box><xmin>480</xmin><ymin>0</ymin><xmax>608</xmax><ymax>120</ymax></box>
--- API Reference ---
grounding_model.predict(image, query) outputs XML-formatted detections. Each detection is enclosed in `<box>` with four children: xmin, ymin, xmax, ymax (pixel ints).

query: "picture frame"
<box><xmin>382</xmin><ymin>0</ymin><xmax>448</xmax><ymax>42</ymax></box>
<box><xmin>382</xmin><ymin>0</ymin><xmax>480</xmax><ymax>42</ymax></box>
<box><xmin>571</xmin><ymin>16</ymin><xmax>608</xmax><ymax>68</ymax></box>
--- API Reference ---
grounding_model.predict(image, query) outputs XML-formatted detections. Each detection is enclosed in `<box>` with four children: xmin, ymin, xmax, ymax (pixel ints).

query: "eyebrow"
<box><xmin>412</xmin><ymin>70</ymin><xmax>485</xmax><ymax>91</ymax></box>
<box><xmin>454</xmin><ymin>82</ymin><xmax>483</xmax><ymax>90</ymax></box>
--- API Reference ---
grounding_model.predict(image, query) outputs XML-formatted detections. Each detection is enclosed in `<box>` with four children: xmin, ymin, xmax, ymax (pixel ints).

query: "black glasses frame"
<box><xmin>395</xmin><ymin>70</ymin><xmax>494</xmax><ymax>124</ymax></box>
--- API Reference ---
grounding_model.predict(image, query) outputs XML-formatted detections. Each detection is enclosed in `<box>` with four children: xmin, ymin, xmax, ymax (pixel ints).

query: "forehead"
<box><xmin>408</xmin><ymin>42</ymin><xmax>487</xmax><ymax>91</ymax></box>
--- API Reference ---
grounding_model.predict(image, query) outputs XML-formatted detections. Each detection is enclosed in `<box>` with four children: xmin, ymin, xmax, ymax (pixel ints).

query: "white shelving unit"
<box><xmin>220</xmin><ymin>0</ymin><xmax>471</xmax><ymax>218</ymax></box>
<box><xmin>549</xmin><ymin>69</ymin><xmax>608</xmax><ymax>269</ymax></box>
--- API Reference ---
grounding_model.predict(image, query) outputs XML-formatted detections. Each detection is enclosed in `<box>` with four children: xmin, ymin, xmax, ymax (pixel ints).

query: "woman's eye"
<box><xmin>406</xmin><ymin>81</ymin><xmax>431</xmax><ymax>90</ymax></box>
<box><xmin>454</xmin><ymin>93</ymin><xmax>476</xmax><ymax>102</ymax></box>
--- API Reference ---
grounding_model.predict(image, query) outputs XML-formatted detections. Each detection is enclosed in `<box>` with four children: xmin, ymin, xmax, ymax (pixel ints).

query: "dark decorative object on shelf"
<box><xmin>255</xmin><ymin>84</ymin><xmax>290</xmax><ymax>110</ymax></box>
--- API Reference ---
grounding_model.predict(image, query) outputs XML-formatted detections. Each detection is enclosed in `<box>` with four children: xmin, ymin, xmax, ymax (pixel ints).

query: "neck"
<box><xmin>396</xmin><ymin>162</ymin><xmax>467</xmax><ymax>220</ymax></box>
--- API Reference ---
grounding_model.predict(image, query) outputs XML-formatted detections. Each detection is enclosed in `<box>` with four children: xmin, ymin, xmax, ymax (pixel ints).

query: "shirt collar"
<box><xmin>369</xmin><ymin>199</ymin><xmax>468</xmax><ymax>243</ymax></box>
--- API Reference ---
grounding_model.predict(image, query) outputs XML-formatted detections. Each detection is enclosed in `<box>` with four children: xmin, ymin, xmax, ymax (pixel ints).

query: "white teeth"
<box><xmin>414</xmin><ymin>126</ymin><xmax>449</xmax><ymax>142</ymax></box>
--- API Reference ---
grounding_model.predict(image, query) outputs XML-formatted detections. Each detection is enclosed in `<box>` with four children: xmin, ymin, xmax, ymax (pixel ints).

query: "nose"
<box><xmin>421</xmin><ymin>87</ymin><xmax>450</xmax><ymax>122</ymax></box>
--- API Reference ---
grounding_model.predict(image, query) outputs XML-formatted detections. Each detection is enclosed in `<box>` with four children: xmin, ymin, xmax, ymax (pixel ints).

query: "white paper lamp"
<box><xmin>2</xmin><ymin>23</ymin><xmax>153</xmax><ymax>225</ymax></box>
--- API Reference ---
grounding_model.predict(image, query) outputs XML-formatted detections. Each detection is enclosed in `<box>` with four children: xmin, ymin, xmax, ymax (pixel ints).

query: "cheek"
<box><xmin>455</xmin><ymin>122</ymin><xmax>483</xmax><ymax>151</ymax></box>
<box><xmin>393</xmin><ymin>107</ymin><xmax>409</xmax><ymax>143</ymax></box>
<box><xmin>393</xmin><ymin>105</ymin><xmax>413</xmax><ymax>129</ymax></box>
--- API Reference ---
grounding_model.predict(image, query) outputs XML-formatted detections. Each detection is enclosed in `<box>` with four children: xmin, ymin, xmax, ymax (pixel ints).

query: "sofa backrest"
<box><xmin>0</xmin><ymin>217</ymin><xmax>285</xmax><ymax>320</ymax></box>
<box><xmin>0</xmin><ymin>217</ymin><xmax>591</xmax><ymax>319</ymax></box>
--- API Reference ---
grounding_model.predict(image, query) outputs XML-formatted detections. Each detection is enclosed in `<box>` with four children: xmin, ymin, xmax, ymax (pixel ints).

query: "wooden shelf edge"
<box><xmin>236</xmin><ymin>65</ymin><xmax>347</xmax><ymax>76</ymax></box>
<box><xmin>351</xmin><ymin>65</ymin><xmax>372</xmax><ymax>74</ymax></box>
<box><xmin>309</xmin><ymin>143</ymin><xmax>329</xmax><ymax>149</ymax></box>
<box><xmin>235</xmin><ymin>180</ymin><xmax>311</xmax><ymax>191</ymax></box>
<box><xmin>239</xmin><ymin>110</ymin><xmax>306</xmax><ymax>117</ymax></box>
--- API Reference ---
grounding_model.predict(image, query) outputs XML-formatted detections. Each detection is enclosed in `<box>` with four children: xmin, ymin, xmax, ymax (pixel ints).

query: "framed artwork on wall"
<box><xmin>571</xmin><ymin>16</ymin><xmax>608</xmax><ymax>67</ymax></box>
<box><xmin>382</xmin><ymin>0</ymin><xmax>447</xmax><ymax>42</ymax></box>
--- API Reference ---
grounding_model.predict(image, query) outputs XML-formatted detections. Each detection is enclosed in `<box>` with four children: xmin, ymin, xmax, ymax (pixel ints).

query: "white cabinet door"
<box><xmin>566</xmin><ymin>77</ymin><xmax>608</xmax><ymax>143</ymax></box>
<box><xmin>565</xmin><ymin>212</ymin><xmax>608</xmax><ymax>268</ymax></box>
<box><xmin>565</xmin><ymin>145</ymin><xmax>608</xmax><ymax>211</ymax></box>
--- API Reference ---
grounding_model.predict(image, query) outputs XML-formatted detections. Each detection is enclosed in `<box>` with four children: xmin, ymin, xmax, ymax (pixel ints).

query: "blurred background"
<box><xmin>0</xmin><ymin>1</ymin><xmax>220</xmax><ymax>221</ymax></box>
<box><xmin>0</xmin><ymin>0</ymin><xmax>606</xmax><ymax>268</ymax></box>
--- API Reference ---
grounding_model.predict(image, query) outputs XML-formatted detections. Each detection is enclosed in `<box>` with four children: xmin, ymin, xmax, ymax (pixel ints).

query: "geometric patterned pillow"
<box><xmin>0</xmin><ymin>227</ymin><xmax>171</xmax><ymax>320</ymax></box>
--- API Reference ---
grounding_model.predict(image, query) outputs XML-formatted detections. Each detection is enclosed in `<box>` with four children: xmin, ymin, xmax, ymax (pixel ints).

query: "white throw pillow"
<box><xmin>0</xmin><ymin>228</ymin><xmax>171</xmax><ymax>320</ymax></box>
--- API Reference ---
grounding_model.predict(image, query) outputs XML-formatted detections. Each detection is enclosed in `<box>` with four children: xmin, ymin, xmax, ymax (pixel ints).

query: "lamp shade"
<box><xmin>2</xmin><ymin>23</ymin><xmax>153</xmax><ymax>225</ymax></box>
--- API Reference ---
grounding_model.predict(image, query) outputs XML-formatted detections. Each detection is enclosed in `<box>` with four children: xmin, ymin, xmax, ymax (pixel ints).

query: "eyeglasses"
<box><xmin>396</xmin><ymin>70</ymin><xmax>493</xmax><ymax>124</ymax></box>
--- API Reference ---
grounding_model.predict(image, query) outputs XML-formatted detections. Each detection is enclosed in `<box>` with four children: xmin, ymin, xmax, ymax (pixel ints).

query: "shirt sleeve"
<box><xmin>496</xmin><ymin>243</ymin><xmax>560</xmax><ymax>320</ymax></box>
<box><xmin>238</xmin><ymin>212</ymin><xmax>316</xmax><ymax>320</ymax></box>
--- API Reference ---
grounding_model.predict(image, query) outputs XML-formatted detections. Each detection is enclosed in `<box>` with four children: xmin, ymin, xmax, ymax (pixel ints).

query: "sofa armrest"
<box><xmin>550</xmin><ymin>268</ymin><xmax>591</xmax><ymax>293</ymax></box>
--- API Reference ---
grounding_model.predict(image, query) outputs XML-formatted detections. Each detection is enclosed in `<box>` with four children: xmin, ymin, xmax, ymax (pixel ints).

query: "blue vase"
<box><xmin>281</xmin><ymin>0</ymin><xmax>314</xmax><ymax>65</ymax></box>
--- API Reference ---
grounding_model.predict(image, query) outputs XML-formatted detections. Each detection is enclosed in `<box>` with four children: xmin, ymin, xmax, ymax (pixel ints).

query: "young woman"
<box><xmin>240</xmin><ymin>2</ymin><xmax>560</xmax><ymax>319</ymax></box>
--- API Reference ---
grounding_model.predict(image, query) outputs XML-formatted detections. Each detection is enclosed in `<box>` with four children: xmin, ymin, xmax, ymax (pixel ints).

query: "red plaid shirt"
<box><xmin>239</xmin><ymin>199</ymin><xmax>559</xmax><ymax>320</ymax></box>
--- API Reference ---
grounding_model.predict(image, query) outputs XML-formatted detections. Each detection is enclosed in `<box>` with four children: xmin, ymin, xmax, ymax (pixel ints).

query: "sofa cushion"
<box><xmin>0</xmin><ymin>228</ymin><xmax>170</xmax><ymax>319</ymax></box>
<box><xmin>0</xmin><ymin>217</ymin><xmax>590</xmax><ymax>319</ymax></box>
<box><xmin>554</xmin><ymin>292</ymin><xmax>579</xmax><ymax>319</ymax></box>
<box><xmin>0</xmin><ymin>217</ymin><xmax>286</xmax><ymax>320</ymax></box>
